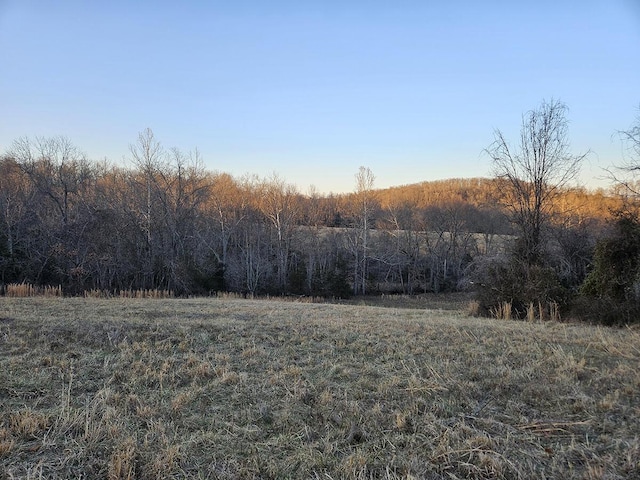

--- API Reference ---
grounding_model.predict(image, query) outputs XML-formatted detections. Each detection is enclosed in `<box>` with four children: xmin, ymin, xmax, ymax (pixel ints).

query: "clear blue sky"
<box><xmin>1</xmin><ymin>1</ymin><xmax>639</xmax><ymax>193</ymax></box>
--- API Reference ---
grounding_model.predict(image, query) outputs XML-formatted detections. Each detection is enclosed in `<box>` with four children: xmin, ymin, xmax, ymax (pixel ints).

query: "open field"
<box><xmin>0</xmin><ymin>297</ymin><xmax>639</xmax><ymax>479</ymax></box>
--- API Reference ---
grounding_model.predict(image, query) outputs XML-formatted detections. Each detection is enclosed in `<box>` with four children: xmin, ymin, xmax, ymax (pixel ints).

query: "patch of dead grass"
<box><xmin>0</xmin><ymin>297</ymin><xmax>638</xmax><ymax>478</ymax></box>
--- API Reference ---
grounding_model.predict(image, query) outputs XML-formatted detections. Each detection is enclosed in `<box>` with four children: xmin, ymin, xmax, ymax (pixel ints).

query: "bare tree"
<box><xmin>0</xmin><ymin>156</ymin><xmax>35</xmax><ymax>283</ymax></box>
<box><xmin>379</xmin><ymin>200</ymin><xmax>423</xmax><ymax>294</ymax></box>
<box><xmin>129</xmin><ymin>128</ymin><xmax>164</xmax><ymax>255</ymax></box>
<box><xmin>7</xmin><ymin>136</ymin><xmax>95</xmax><ymax>287</ymax></box>
<box><xmin>608</xmin><ymin>109</ymin><xmax>640</xmax><ymax>196</ymax></box>
<box><xmin>353</xmin><ymin>166</ymin><xmax>375</xmax><ymax>294</ymax></box>
<box><xmin>202</xmin><ymin>172</ymin><xmax>247</xmax><ymax>278</ymax></box>
<box><xmin>10</xmin><ymin>136</ymin><xmax>91</xmax><ymax>227</ymax></box>
<box><xmin>620</xmin><ymin>110</ymin><xmax>640</xmax><ymax>167</ymax></box>
<box><xmin>257</xmin><ymin>173</ymin><xmax>299</xmax><ymax>293</ymax></box>
<box><xmin>486</xmin><ymin>99</ymin><xmax>587</xmax><ymax>265</ymax></box>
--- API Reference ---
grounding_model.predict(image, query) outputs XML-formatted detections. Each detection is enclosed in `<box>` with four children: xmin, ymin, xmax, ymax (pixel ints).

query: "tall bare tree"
<box><xmin>10</xmin><ymin>136</ymin><xmax>91</xmax><ymax>227</ymax></box>
<box><xmin>128</xmin><ymin>128</ymin><xmax>167</xmax><ymax>288</ymax></box>
<box><xmin>353</xmin><ymin>166</ymin><xmax>375</xmax><ymax>294</ymax></box>
<box><xmin>257</xmin><ymin>174</ymin><xmax>299</xmax><ymax>293</ymax></box>
<box><xmin>608</xmin><ymin>109</ymin><xmax>640</xmax><ymax>196</ymax></box>
<box><xmin>129</xmin><ymin>128</ymin><xmax>164</xmax><ymax>255</ymax></box>
<box><xmin>0</xmin><ymin>156</ymin><xmax>35</xmax><ymax>283</ymax></box>
<box><xmin>486</xmin><ymin>99</ymin><xmax>587</xmax><ymax>265</ymax></box>
<box><xmin>202</xmin><ymin>172</ymin><xmax>247</xmax><ymax>279</ymax></box>
<box><xmin>7</xmin><ymin>136</ymin><xmax>95</xmax><ymax>287</ymax></box>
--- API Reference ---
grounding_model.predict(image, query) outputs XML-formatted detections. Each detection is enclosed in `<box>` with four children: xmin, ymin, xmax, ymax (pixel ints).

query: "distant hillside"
<box><xmin>371</xmin><ymin>177</ymin><xmax>620</xmax><ymax>224</ymax></box>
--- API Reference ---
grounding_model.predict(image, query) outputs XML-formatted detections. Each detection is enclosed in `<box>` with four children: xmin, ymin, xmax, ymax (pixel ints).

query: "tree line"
<box><xmin>0</xmin><ymin>131</ymin><xmax>513</xmax><ymax>297</ymax></box>
<box><xmin>2</xmin><ymin>100</ymin><xmax>640</xmax><ymax>324</ymax></box>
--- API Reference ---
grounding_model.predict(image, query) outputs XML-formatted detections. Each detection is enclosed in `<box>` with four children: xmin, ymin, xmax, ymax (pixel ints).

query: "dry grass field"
<box><xmin>0</xmin><ymin>297</ymin><xmax>639</xmax><ymax>479</ymax></box>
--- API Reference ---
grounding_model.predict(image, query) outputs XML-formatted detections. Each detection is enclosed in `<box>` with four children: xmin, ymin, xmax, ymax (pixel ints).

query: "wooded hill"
<box><xmin>0</xmin><ymin>135</ymin><xmax>624</xmax><ymax>298</ymax></box>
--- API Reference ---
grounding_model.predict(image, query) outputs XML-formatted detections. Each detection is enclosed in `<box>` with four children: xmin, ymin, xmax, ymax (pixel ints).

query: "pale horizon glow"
<box><xmin>1</xmin><ymin>1</ymin><xmax>639</xmax><ymax>194</ymax></box>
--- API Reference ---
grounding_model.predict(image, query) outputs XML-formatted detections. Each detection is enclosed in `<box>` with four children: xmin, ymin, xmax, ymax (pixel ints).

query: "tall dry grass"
<box><xmin>2</xmin><ymin>283</ymin><xmax>62</xmax><ymax>297</ymax></box>
<box><xmin>1</xmin><ymin>284</ymin><xmax>176</xmax><ymax>299</ymax></box>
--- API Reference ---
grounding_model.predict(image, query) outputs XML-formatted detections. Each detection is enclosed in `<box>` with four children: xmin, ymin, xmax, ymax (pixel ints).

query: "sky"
<box><xmin>1</xmin><ymin>1</ymin><xmax>639</xmax><ymax>194</ymax></box>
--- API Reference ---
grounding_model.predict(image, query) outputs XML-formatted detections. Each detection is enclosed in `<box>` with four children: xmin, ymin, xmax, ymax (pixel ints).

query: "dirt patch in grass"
<box><xmin>0</xmin><ymin>297</ymin><xmax>638</xmax><ymax>479</ymax></box>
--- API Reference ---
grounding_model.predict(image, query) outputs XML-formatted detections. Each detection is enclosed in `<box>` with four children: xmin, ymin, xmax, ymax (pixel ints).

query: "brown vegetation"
<box><xmin>1</xmin><ymin>297</ymin><xmax>638</xmax><ymax>478</ymax></box>
<box><xmin>2</xmin><ymin>283</ymin><xmax>62</xmax><ymax>298</ymax></box>
<box><xmin>0</xmin><ymin>133</ymin><xmax>621</xmax><ymax>299</ymax></box>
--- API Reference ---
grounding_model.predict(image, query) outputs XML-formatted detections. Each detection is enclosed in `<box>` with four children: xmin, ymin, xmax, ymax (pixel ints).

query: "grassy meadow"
<box><xmin>0</xmin><ymin>296</ymin><xmax>639</xmax><ymax>479</ymax></box>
